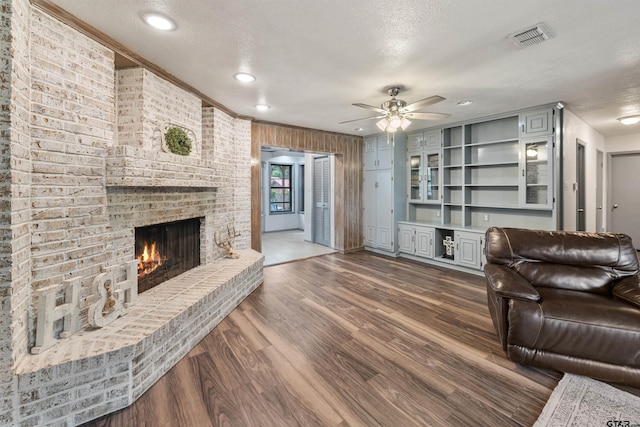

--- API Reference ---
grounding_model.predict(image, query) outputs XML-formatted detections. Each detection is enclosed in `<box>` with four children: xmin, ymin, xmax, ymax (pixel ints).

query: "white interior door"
<box><xmin>313</xmin><ymin>156</ymin><xmax>330</xmax><ymax>247</ymax></box>
<box><xmin>376</xmin><ymin>170</ymin><xmax>393</xmax><ymax>251</ymax></box>
<box><xmin>596</xmin><ymin>150</ymin><xmax>604</xmax><ymax>232</ymax></box>
<box><xmin>363</xmin><ymin>170</ymin><xmax>377</xmax><ymax>247</ymax></box>
<box><xmin>609</xmin><ymin>153</ymin><xmax>640</xmax><ymax>247</ymax></box>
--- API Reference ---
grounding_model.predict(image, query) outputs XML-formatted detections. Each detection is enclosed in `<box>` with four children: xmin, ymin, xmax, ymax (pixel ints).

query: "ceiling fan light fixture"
<box><xmin>388</xmin><ymin>114</ymin><xmax>403</xmax><ymax>130</ymax></box>
<box><xmin>376</xmin><ymin>118</ymin><xmax>389</xmax><ymax>131</ymax></box>
<box><xmin>345</xmin><ymin>88</ymin><xmax>445</xmax><ymax>132</ymax></box>
<box><xmin>618</xmin><ymin>115</ymin><xmax>640</xmax><ymax>125</ymax></box>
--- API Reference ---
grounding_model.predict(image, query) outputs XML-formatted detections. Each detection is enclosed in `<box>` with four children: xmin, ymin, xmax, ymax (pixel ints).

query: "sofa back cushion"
<box><xmin>485</xmin><ymin>227</ymin><xmax>639</xmax><ymax>294</ymax></box>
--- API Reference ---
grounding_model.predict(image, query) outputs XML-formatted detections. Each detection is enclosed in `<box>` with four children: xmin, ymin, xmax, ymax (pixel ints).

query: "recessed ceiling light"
<box><xmin>255</xmin><ymin>104</ymin><xmax>270</xmax><ymax>111</ymax></box>
<box><xmin>618</xmin><ymin>115</ymin><xmax>640</xmax><ymax>125</ymax></box>
<box><xmin>142</xmin><ymin>13</ymin><xmax>176</xmax><ymax>31</ymax></box>
<box><xmin>355</xmin><ymin>128</ymin><xmax>364</xmax><ymax>132</ymax></box>
<box><xmin>234</xmin><ymin>72</ymin><xmax>256</xmax><ymax>83</ymax></box>
<box><xmin>457</xmin><ymin>100</ymin><xmax>473</xmax><ymax>106</ymax></box>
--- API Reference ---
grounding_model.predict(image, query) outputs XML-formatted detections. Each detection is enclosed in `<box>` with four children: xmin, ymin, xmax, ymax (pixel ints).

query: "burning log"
<box><xmin>215</xmin><ymin>225</ymin><xmax>241</xmax><ymax>259</ymax></box>
<box><xmin>137</xmin><ymin>241</ymin><xmax>166</xmax><ymax>278</ymax></box>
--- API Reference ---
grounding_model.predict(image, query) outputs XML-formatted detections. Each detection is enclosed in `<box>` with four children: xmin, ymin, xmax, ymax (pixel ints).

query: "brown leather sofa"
<box><xmin>484</xmin><ymin>227</ymin><xmax>640</xmax><ymax>387</ymax></box>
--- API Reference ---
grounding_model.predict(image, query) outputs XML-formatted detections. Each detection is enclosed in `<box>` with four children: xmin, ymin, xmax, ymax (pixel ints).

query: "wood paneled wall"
<box><xmin>251</xmin><ymin>122</ymin><xmax>364</xmax><ymax>253</ymax></box>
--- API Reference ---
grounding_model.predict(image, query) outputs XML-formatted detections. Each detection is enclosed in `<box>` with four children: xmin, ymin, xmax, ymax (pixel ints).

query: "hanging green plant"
<box><xmin>164</xmin><ymin>126</ymin><xmax>192</xmax><ymax>156</ymax></box>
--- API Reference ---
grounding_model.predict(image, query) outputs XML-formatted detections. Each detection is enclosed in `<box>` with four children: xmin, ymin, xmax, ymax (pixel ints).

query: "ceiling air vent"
<box><xmin>509</xmin><ymin>22</ymin><xmax>553</xmax><ymax>48</ymax></box>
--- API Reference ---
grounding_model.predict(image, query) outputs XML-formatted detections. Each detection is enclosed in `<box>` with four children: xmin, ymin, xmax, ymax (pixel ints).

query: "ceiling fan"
<box><xmin>340</xmin><ymin>87</ymin><xmax>450</xmax><ymax>132</ymax></box>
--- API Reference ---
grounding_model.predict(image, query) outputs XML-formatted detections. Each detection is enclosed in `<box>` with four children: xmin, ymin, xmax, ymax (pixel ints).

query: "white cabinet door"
<box><xmin>423</xmin><ymin>130</ymin><xmax>441</xmax><ymax>150</ymax></box>
<box><xmin>376</xmin><ymin>170</ymin><xmax>394</xmax><ymax>251</ymax></box>
<box><xmin>519</xmin><ymin>109</ymin><xmax>552</xmax><ymax>137</ymax></box>
<box><xmin>364</xmin><ymin>137</ymin><xmax>378</xmax><ymax>171</ymax></box>
<box><xmin>376</xmin><ymin>137</ymin><xmax>393</xmax><ymax>170</ymax></box>
<box><xmin>415</xmin><ymin>226</ymin><xmax>434</xmax><ymax>259</ymax></box>
<box><xmin>397</xmin><ymin>224</ymin><xmax>415</xmax><ymax>254</ymax></box>
<box><xmin>454</xmin><ymin>231</ymin><xmax>482</xmax><ymax>269</ymax></box>
<box><xmin>363</xmin><ymin>170</ymin><xmax>377</xmax><ymax>247</ymax></box>
<box><xmin>407</xmin><ymin>132</ymin><xmax>424</xmax><ymax>152</ymax></box>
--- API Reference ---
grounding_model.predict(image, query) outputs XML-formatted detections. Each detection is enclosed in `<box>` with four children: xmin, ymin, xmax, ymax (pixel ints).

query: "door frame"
<box><xmin>607</xmin><ymin>150</ymin><xmax>640</xmax><ymax>233</ymax></box>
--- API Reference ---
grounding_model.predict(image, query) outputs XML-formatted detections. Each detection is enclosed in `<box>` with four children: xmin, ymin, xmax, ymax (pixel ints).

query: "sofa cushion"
<box><xmin>508</xmin><ymin>288</ymin><xmax>640</xmax><ymax>367</ymax></box>
<box><xmin>484</xmin><ymin>227</ymin><xmax>639</xmax><ymax>294</ymax></box>
<box><xmin>511</xmin><ymin>261</ymin><xmax>616</xmax><ymax>294</ymax></box>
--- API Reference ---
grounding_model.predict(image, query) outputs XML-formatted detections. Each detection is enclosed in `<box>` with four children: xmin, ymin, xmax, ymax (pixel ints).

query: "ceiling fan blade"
<box><xmin>403</xmin><ymin>95</ymin><xmax>445</xmax><ymax>113</ymax></box>
<box><xmin>352</xmin><ymin>103</ymin><xmax>388</xmax><ymax>114</ymax></box>
<box><xmin>338</xmin><ymin>115</ymin><xmax>384</xmax><ymax>124</ymax></box>
<box><xmin>405</xmin><ymin>112</ymin><xmax>451</xmax><ymax>120</ymax></box>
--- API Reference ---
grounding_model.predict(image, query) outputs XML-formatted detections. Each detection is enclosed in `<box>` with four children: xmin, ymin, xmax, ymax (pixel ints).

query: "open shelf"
<box><xmin>465</xmin><ymin>116</ymin><xmax>519</xmax><ymax>145</ymax></box>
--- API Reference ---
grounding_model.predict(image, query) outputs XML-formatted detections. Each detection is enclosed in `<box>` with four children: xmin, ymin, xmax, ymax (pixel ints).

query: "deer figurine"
<box><xmin>215</xmin><ymin>225</ymin><xmax>241</xmax><ymax>259</ymax></box>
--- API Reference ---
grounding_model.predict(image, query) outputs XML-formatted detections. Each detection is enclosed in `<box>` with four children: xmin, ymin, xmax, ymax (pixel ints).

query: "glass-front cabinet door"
<box><xmin>425</xmin><ymin>152</ymin><xmax>440</xmax><ymax>202</ymax></box>
<box><xmin>408</xmin><ymin>151</ymin><xmax>424</xmax><ymax>202</ymax></box>
<box><xmin>409</xmin><ymin>150</ymin><xmax>440</xmax><ymax>203</ymax></box>
<box><xmin>520</xmin><ymin>137</ymin><xmax>552</xmax><ymax>208</ymax></box>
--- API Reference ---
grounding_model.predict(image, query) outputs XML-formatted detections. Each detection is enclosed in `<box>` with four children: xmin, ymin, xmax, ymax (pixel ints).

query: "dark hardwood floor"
<box><xmin>85</xmin><ymin>252</ymin><xmax>560</xmax><ymax>427</ymax></box>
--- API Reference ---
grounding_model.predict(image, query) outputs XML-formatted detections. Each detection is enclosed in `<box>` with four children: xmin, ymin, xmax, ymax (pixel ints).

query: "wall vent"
<box><xmin>509</xmin><ymin>22</ymin><xmax>553</xmax><ymax>48</ymax></box>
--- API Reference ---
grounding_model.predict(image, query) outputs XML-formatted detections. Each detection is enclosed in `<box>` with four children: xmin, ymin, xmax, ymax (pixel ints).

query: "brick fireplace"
<box><xmin>1</xmin><ymin>3</ymin><xmax>263</xmax><ymax>425</ymax></box>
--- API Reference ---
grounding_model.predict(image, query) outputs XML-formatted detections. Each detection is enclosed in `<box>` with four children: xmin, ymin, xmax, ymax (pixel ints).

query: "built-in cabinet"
<box><xmin>363</xmin><ymin>134</ymin><xmax>406</xmax><ymax>253</ymax></box>
<box><xmin>394</xmin><ymin>104</ymin><xmax>559</xmax><ymax>273</ymax></box>
<box><xmin>398</xmin><ymin>222</ymin><xmax>484</xmax><ymax>270</ymax></box>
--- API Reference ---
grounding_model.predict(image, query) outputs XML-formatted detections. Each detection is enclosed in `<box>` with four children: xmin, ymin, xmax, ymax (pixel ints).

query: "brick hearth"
<box><xmin>16</xmin><ymin>251</ymin><xmax>263</xmax><ymax>425</ymax></box>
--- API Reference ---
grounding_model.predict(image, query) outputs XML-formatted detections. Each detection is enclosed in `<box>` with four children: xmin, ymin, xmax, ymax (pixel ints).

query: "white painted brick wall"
<box><xmin>1</xmin><ymin>3</ymin><xmax>261</xmax><ymax>425</ymax></box>
<box><xmin>29</xmin><ymin>7</ymin><xmax>116</xmax><ymax>347</ymax></box>
<box><xmin>2</xmin><ymin>0</ymin><xmax>33</xmax><ymax>424</ymax></box>
<box><xmin>209</xmin><ymin>108</ymin><xmax>252</xmax><ymax>250</ymax></box>
<box><xmin>117</xmin><ymin>68</ymin><xmax>203</xmax><ymax>158</ymax></box>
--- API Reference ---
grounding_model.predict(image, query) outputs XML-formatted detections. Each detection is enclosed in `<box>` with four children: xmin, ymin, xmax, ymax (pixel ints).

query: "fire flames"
<box><xmin>137</xmin><ymin>241</ymin><xmax>164</xmax><ymax>278</ymax></box>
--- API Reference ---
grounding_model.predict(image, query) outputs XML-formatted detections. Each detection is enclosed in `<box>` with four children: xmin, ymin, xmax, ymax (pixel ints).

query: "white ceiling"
<box><xmin>46</xmin><ymin>0</ymin><xmax>640</xmax><ymax>137</ymax></box>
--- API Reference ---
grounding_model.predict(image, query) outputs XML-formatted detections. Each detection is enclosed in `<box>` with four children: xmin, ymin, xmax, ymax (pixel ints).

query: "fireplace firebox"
<box><xmin>135</xmin><ymin>218</ymin><xmax>201</xmax><ymax>293</ymax></box>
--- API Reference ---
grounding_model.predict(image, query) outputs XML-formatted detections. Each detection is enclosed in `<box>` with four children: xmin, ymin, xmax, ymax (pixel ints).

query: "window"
<box><xmin>270</xmin><ymin>164</ymin><xmax>292</xmax><ymax>213</ymax></box>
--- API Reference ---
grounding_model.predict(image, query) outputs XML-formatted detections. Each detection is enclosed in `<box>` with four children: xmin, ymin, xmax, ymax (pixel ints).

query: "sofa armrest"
<box><xmin>613</xmin><ymin>275</ymin><xmax>640</xmax><ymax>308</ymax></box>
<box><xmin>484</xmin><ymin>264</ymin><xmax>540</xmax><ymax>302</ymax></box>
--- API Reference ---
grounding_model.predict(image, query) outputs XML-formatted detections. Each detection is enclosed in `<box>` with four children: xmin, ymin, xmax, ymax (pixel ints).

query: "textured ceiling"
<box><xmin>45</xmin><ymin>0</ymin><xmax>640</xmax><ymax>137</ymax></box>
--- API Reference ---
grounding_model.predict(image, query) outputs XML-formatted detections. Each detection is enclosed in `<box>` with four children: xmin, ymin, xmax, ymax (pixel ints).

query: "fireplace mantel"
<box><xmin>106</xmin><ymin>146</ymin><xmax>229</xmax><ymax>188</ymax></box>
